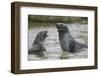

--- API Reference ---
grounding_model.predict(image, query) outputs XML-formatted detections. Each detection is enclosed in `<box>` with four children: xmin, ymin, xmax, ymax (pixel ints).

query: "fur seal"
<box><xmin>28</xmin><ymin>30</ymin><xmax>48</xmax><ymax>56</ymax></box>
<box><xmin>56</xmin><ymin>23</ymin><xmax>87</xmax><ymax>53</ymax></box>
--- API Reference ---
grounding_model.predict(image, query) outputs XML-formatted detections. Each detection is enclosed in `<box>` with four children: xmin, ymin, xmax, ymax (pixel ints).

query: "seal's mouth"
<box><xmin>56</xmin><ymin>24</ymin><xmax>60</xmax><ymax>28</ymax></box>
<box><xmin>56</xmin><ymin>25</ymin><xmax>63</xmax><ymax>32</ymax></box>
<box><xmin>56</xmin><ymin>23</ymin><xmax>69</xmax><ymax>33</ymax></box>
<box><xmin>45</xmin><ymin>34</ymin><xmax>48</xmax><ymax>37</ymax></box>
<box><xmin>43</xmin><ymin>31</ymin><xmax>48</xmax><ymax>38</ymax></box>
<box><xmin>56</xmin><ymin>24</ymin><xmax>61</xmax><ymax>31</ymax></box>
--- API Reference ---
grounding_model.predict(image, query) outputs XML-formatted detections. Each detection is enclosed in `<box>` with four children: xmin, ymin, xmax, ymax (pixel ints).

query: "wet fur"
<box><xmin>28</xmin><ymin>31</ymin><xmax>48</xmax><ymax>56</ymax></box>
<box><xmin>56</xmin><ymin>23</ymin><xmax>87</xmax><ymax>53</ymax></box>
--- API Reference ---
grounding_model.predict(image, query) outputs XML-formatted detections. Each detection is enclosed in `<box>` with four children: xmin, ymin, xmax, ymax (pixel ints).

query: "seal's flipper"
<box><xmin>75</xmin><ymin>41</ymin><xmax>88</xmax><ymax>51</ymax></box>
<box><xmin>28</xmin><ymin>44</ymin><xmax>41</xmax><ymax>54</ymax></box>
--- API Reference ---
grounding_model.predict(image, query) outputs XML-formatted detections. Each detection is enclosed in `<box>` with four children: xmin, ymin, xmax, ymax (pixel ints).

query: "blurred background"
<box><xmin>28</xmin><ymin>15</ymin><xmax>88</xmax><ymax>28</ymax></box>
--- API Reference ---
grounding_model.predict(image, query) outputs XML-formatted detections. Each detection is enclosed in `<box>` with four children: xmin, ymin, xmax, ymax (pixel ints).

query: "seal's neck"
<box><xmin>58</xmin><ymin>33</ymin><xmax>64</xmax><ymax>40</ymax></box>
<box><xmin>59</xmin><ymin>31</ymin><xmax>69</xmax><ymax>40</ymax></box>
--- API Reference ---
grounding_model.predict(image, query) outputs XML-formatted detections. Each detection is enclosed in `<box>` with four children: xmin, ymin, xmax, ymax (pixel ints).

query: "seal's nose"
<box><xmin>56</xmin><ymin>24</ymin><xmax>58</xmax><ymax>27</ymax></box>
<box><xmin>56</xmin><ymin>23</ymin><xmax>59</xmax><ymax>28</ymax></box>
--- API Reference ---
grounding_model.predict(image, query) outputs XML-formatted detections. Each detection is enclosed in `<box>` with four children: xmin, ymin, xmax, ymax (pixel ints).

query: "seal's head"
<box><xmin>42</xmin><ymin>30</ymin><xmax>48</xmax><ymax>40</ymax></box>
<box><xmin>56</xmin><ymin>23</ymin><xmax>69</xmax><ymax>33</ymax></box>
<box><xmin>35</xmin><ymin>30</ymin><xmax>48</xmax><ymax>42</ymax></box>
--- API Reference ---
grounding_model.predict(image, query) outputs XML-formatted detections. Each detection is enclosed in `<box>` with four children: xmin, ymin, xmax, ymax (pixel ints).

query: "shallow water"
<box><xmin>28</xmin><ymin>24</ymin><xmax>88</xmax><ymax>61</ymax></box>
